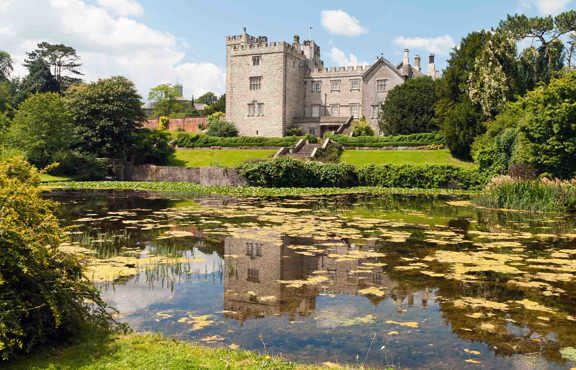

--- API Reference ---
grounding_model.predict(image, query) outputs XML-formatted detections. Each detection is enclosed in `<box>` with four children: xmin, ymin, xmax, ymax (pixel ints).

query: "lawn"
<box><xmin>171</xmin><ymin>148</ymin><xmax>276</xmax><ymax>168</ymax></box>
<box><xmin>341</xmin><ymin>149</ymin><xmax>476</xmax><ymax>169</ymax></box>
<box><xmin>6</xmin><ymin>333</ymin><xmax>327</xmax><ymax>370</ymax></box>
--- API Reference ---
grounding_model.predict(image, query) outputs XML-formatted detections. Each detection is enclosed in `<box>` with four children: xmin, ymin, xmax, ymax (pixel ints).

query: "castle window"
<box><xmin>311</xmin><ymin>104</ymin><xmax>321</xmax><ymax>117</ymax></box>
<box><xmin>249</xmin><ymin>76</ymin><xmax>262</xmax><ymax>90</ymax></box>
<box><xmin>257</xmin><ymin>103</ymin><xmax>264</xmax><ymax>116</ymax></box>
<box><xmin>311</xmin><ymin>81</ymin><xmax>321</xmax><ymax>93</ymax></box>
<box><xmin>330</xmin><ymin>79</ymin><xmax>341</xmax><ymax>92</ymax></box>
<box><xmin>371</xmin><ymin>105</ymin><xmax>380</xmax><ymax>119</ymax></box>
<box><xmin>376</xmin><ymin>79</ymin><xmax>387</xmax><ymax>93</ymax></box>
<box><xmin>252</xmin><ymin>56</ymin><xmax>261</xmax><ymax>66</ymax></box>
<box><xmin>248</xmin><ymin>101</ymin><xmax>264</xmax><ymax>117</ymax></box>
<box><xmin>248</xmin><ymin>102</ymin><xmax>255</xmax><ymax>117</ymax></box>
<box><xmin>350</xmin><ymin>79</ymin><xmax>361</xmax><ymax>91</ymax></box>
<box><xmin>247</xmin><ymin>268</ymin><xmax>260</xmax><ymax>283</ymax></box>
<box><xmin>330</xmin><ymin>104</ymin><xmax>340</xmax><ymax>116</ymax></box>
<box><xmin>350</xmin><ymin>103</ymin><xmax>360</xmax><ymax>118</ymax></box>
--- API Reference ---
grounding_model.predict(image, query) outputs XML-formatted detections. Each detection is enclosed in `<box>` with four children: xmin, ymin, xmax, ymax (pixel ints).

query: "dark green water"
<box><xmin>49</xmin><ymin>190</ymin><xmax>576</xmax><ymax>369</ymax></box>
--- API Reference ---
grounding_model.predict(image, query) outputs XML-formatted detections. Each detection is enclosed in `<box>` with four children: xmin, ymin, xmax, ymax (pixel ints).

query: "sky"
<box><xmin>0</xmin><ymin>0</ymin><xmax>574</xmax><ymax>100</ymax></box>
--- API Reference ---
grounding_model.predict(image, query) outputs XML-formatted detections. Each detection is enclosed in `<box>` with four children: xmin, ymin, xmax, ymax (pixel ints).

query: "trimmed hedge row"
<box><xmin>174</xmin><ymin>133</ymin><xmax>301</xmax><ymax>148</ymax></box>
<box><xmin>239</xmin><ymin>158</ymin><xmax>485</xmax><ymax>189</ymax></box>
<box><xmin>331</xmin><ymin>132</ymin><xmax>445</xmax><ymax>147</ymax></box>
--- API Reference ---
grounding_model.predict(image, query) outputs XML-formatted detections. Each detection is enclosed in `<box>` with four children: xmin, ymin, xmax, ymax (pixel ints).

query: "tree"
<box><xmin>440</xmin><ymin>99</ymin><xmax>485</xmax><ymax>160</ymax></box>
<box><xmin>148</xmin><ymin>84</ymin><xmax>186</xmax><ymax>118</ymax></box>
<box><xmin>66</xmin><ymin>76</ymin><xmax>145</xmax><ymax>161</ymax></box>
<box><xmin>24</xmin><ymin>42</ymin><xmax>83</xmax><ymax>91</ymax></box>
<box><xmin>0</xmin><ymin>157</ymin><xmax>113</xmax><ymax>361</ymax></box>
<box><xmin>351</xmin><ymin>117</ymin><xmax>375</xmax><ymax>136</ymax></box>
<box><xmin>9</xmin><ymin>93</ymin><xmax>76</xmax><ymax>167</ymax></box>
<box><xmin>0</xmin><ymin>51</ymin><xmax>13</xmax><ymax>81</ymax></box>
<box><xmin>14</xmin><ymin>59</ymin><xmax>60</xmax><ymax>104</ymax></box>
<box><xmin>379</xmin><ymin>77</ymin><xmax>439</xmax><ymax>135</ymax></box>
<box><xmin>195</xmin><ymin>91</ymin><xmax>217</xmax><ymax>105</ymax></box>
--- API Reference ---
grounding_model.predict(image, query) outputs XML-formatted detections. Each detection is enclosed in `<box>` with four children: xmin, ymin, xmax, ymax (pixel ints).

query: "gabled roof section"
<box><xmin>396</xmin><ymin>62</ymin><xmax>426</xmax><ymax>79</ymax></box>
<box><xmin>363</xmin><ymin>57</ymin><xmax>405</xmax><ymax>80</ymax></box>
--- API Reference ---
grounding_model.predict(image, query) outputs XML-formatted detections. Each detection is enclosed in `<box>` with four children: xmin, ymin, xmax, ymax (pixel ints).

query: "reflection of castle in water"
<box><xmin>223</xmin><ymin>229</ymin><xmax>427</xmax><ymax>323</ymax></box>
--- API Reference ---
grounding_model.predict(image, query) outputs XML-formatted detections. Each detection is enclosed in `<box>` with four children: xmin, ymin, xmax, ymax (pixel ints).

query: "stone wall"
<box><xmin>127</xmin><ymin>165</ymin><xmax>247</xmax><ymax>186</ymax></box>
<box><xmin>144</xmin><ymin>117</ymin><xmax>207</xmax><ymax>133</ymax></box>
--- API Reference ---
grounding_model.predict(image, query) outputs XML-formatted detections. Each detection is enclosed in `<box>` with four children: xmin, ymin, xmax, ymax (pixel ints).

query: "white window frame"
<box><xmin>371</xmin><ymin>105</ymin><xmax>380</xmax><ymax>119</ymax></box>
<box><xmin>248</xmin><ymin>102</ymin><xmax>256</xmax><ymax>117</ymax></box>
<box><xmin>249</xmin><ymin>76</ymin><xmax>262</xmax><ymax>90</ymax></box>
<box><xmin>376</xmin><ymin>79</ymin><xmax>387</xmax><ymax>93</ymax></box>
<box><xmin>330</xmin><ymin>79</ymin><xmax>341</xmax><ymax>92</ymax></box>
<box><xmin>257</xmin><ymin>103</ymin><xmax>264</xmax><ymax>116</ymax></box>
<box><xmin>350</xmin><ymin>103</ymin><xmax>360</xmax><ymax>118</ymax></box>
<box><xmin>350</xmin><ymin>79</ymin><xmax>361</xmax><ymax>91</ymax></box>
<box><xmin>330</xmin><ymin>104</ymin><xmax>340</xmax><ymax>116</ymax></box>
<box><xmin>311</xmin><ymin>80</ymin><xmax>321</xmax><ymax>93</ymax></box>
<box><xmin>311</xmin><ymin>104</ymin><xmax>321</xmax><ymax>118</ymax></box>
<box><xmin>252</xmin><ymin>56</ymin><xmax>261</xmax><ymax>66</ymax></box>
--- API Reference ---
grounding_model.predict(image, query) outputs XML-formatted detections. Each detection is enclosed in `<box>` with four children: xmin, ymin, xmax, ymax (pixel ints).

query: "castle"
<box><xmin>226</xmin><ymin>29</ymin><xmax>437</xmax><ymax>137</ymax></box>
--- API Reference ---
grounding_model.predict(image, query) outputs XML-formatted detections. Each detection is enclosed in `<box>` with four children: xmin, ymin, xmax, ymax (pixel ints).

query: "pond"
<box><xmin>49</xmin><ymin>190</ymin><xmax>576</xmax><ymax>369</ymax></box>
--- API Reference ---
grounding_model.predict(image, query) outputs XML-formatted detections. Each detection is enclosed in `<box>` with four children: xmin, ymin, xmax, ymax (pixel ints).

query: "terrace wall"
<box><xmin>126</xmin><ymin>165</ymin><xmax>247</xmax><ymax>186</ymax></box>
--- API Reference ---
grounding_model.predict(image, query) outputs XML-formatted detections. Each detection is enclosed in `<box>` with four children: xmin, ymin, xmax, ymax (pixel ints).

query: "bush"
<box><xmin>331</xmin><ymin>132</ymin><xmax>445</xmax><ymax>148</ymax></box>
<box><xmin>358</xmin><ymin>164</ymin><xmax>486</xmax><ymax>189</ymax></box>
<box><xmin>351</xmin><ymin>118</ymin><xmax>375</xmax><ymax>137</ymax></box>
<box><xmin>286</xmin><ymin>127</ymin><xmax>304</xmax><ymax>136</ymax></box>
<box><xmin>174</xmin><ymin>133</ymin><xmax>300</xmax><ymax>148</ymax></box>
<box><xmin>0</xmin><ymin>158</ymin><xmax>114</xmax><ymax>361</ymax></box>
<box><xmin>132</xmin><ymin>129</ymin><xmax>175</xmax><ymax>165</ymax></box>
<box><xmin>205</xmin><ymin>120</ymin><xmax>238</xmax><ymax>137</ymax></box>
<box><xmin>51</xmin><ymin>150</ymin><xmax>107</xmax><ymax>180</ymax></box>
<box><xmin>239</xmin><ymin>158</ymin><xmax>358</xmax><ymax>188</ymax></box>
<box><xmin>239</xmin><ymin>158</ymin><xmax>484</xmax><ymax>189</ymax></box>
<box><xmin>440</xmin><ymin>100</ymin><xmax>485</xmax><ymax>160</ymax></box>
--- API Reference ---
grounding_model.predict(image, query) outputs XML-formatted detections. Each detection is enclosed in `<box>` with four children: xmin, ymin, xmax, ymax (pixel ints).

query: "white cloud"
<box><xmin>0</xmin><ymin>0</ymin><xmax>225</xmax><ymax>98</ymax></box>
<box><xmin>96</xmin><ymin>0</ymin><xmax>143</xmax><ymax>17</ymax></box>
<box><xmin>518</xmin><ymin>0</ymin><xmax>573</xmax><ymax>15</ymax></box>
<box><xmin>321</xmin><ymin>10</ymin><xmax>367</xmax><ymax>36</ymax></box>
<box><xmin>329</xmin><ymin>47</ymin><xmax>367</xmax><ymax>66</ymax></box>
<box><xmin>393</xmin><ymin>35</ymin><xmax>456</xmax><ymax>56</ymax></box>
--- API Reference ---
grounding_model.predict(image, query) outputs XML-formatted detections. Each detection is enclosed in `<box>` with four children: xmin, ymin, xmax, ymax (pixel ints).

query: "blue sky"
<box><xmin>0</xmin><ymin>0</ymin><xmax>574</xmax><ymax>98</ymax></box>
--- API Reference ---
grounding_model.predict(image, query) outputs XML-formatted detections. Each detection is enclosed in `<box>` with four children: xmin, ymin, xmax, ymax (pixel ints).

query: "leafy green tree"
<box><xmin>440</xmin><ymin>99</ymin><xmax>484</xmax><ymax>160</ymax></box>
<box><xmin>24</xmin><ymin>42</ymin><xmax>82</xmax><ymax>91</ymax></box>
<box><xmin>148</xmin><ymin>84</ymin><xmax>186</xmax><ymax>118</ymax></box>
<box><xmin>9</xmin><ymin>93</ymin><xmax>75</xmax><ymax>167</ymax></box>
<box><xmin>195</xmin><ymin>91</ymin><xmax>217</xmax><ymax>105</ymax></box>
<box><xmin>0</xmin><ymin>157</ymin><xmax>113</xmax><ymax>361</ymax></box>
<box><xmin>66</xmin><ymin>76</ymin><xmax>145</xmax><ymax>161</ymax></box>
<box><xmin>379</xmin><ymin>77</ymin><xmax>439</xmax><ymax>135</ymax></box>
<box><xmin>131</xmin><ymin>129</ymin><xmax>175</xmax><ymax>165</ymax></box>
<box><xmin>0</xmin><ymin>51</ymin><xmax>13</xmax><ymax>82</ymax></box>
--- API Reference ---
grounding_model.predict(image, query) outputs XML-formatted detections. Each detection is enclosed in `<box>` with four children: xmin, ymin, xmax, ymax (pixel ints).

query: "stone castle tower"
<box><xmin>226</xmin><ymin>29</ymin><xmax>436</xmax><ymax>137</ymax></box>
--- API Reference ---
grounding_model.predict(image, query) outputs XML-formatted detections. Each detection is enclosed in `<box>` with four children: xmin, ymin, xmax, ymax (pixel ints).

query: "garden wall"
<box><xmin>144</xmin><ymin>117</ymin><xmax>207</xmax><ymax>133</ymax></box>
<box><xmin>126</xmin><ymin>165</ymin><xmax>247</xmax><ymax>186</ymax></box>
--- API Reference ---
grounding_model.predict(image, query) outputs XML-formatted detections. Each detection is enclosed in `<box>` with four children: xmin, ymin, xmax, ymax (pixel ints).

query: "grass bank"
<box><xmin>341</xmin><ymin>150</ymin><xmax>475</xmax><ymax>169</ymax></box>
<box><xmin>170</xmin><ymin>148</ymin><xmax>276</xmax><ymax>168</ymax></box>
<box><xmin>6</xmin><ymin>332</ymin><xmax>328</xmax><ymax>370</ymax></box>
<box><xmin>42</xmin><ymin>181</ymin><xmax>475</xmax><ymax>197</ymax></box>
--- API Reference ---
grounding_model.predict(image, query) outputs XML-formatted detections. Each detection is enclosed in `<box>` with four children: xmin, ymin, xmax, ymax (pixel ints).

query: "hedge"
<box><xmin>174</xmin><ymin>133</ymin><xmax>301</xmax><ymax>148</ymax></box>
<box><xmin>238</xmin><ymin>158</ymin><xmax>486</xmax><ymax>189</ymax></box>
<box><xmin>331</xmin><ymin>132</ymin><xmax>445</xmax><ymax>147</ymax></box>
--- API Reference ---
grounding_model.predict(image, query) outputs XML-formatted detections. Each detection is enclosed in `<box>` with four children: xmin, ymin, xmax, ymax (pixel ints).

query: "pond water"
<box><xmin>49</xmin><ymin>190</ymin><xmax>576</xmax><ymax>369</ymax></box>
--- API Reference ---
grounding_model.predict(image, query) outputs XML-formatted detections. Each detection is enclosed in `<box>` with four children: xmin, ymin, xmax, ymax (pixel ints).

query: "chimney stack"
<box><xmin>428</xmin><ymin>54</ymin><xmax>437</xmax><ymax>79</ymax></box>
<box><xmin>293</xmin><ymin>35</ymin><xmax>300</xmax><ymax>47</ymax></box>
<box><xmin>403</xmin><ymin>49</ymin><xmax>409</xmax><ymax>66</ymax></box>
<box><xmin>414</xmin><ymin>55</ymin><xmax>421</xmax><ymax>72</ymax></box>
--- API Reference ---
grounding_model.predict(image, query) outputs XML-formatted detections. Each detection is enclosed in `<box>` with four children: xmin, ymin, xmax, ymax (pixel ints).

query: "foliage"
<box><xmin>0</xmin><ymin>51</ymin><xmax>13</xmax><ymax>82</ymax></box>
<box><xmin>148</xmin><ymin>84</ymin><xmax>186</xmax><ymax>118</ymax></box>
<box><xmin>331</xmin><ymin>132</ymin><xmax>445</xmax><ymax>148</ymax></box>
<box><xmin>239</xmin><ymin>158</ymin><xmax>358</xmax><ymax>188</ymax></box>
<box><xmin>14</xmin><ymin>59</ymin><xmax>60</xmax><ymax>104</ymax></box>
<box><xmin>50</xmin><ymin>150</ymin><xmax>107</xmax><ymax>181</ymax></box>
<box><xmin>239</xmin><ymin>158</ymin><xmax>483</xmax><ymax>190</ymax></box>
<box><xmin>206</xmin><ymin>112</ymin><xmax>225</xmax><ymax>126</ymax></box>
<box><xmin>0</xmin><ymin>158</ymin><xmax>113</xmax><ymax>361</ymax></box>
<box><xmin>351</xmin><ymin>117</ymin><xmax>375</xmax><ymax>137</ymax></box>
<box><xmin>379</xmin><ymin>77</ymin><xmax>439</xmax><ymax>135</ymax></box>
<box><xmin>202</xmin><ymin>94</ymin><xmax>225</xmax><ymax>115</ymax></box>
<box><xmin>24</xmin><ymin>42</ymin><xmax>83</xmax><ymax>91</ymax></box>
<box><xmin>131</xmin><ymin>129</ymin><xmax>175</xmax><ymax>165</ymax></box>
<box><xmin>195</xmin><ymin>92</ymin><xmax>218</xmax><ymax>105</ymax></box>
<box><xmin>475</xmin><ymin>176</ymin><xmax>576</xmax><ymax>212</ymax></box>
<box><xmin>159</xmin><ymin>116</ymin><xmax>169</xmax><ymax>130</ymax></box>
<box><xmin>66</xmin><ymin>76</ymin><xmax>145</xmax><ymax>161</ymax></box>
<box><xmin>205</xmin><ymin>120</ymin><xmax>238</xmax><ymax>137</ymax></box>
<box><xmin>314</xmin><ymin>141</ymin><xmax>343</xmax><ymax>163</ymax></box>
<box><xmin>174</xmin><ymin>134</ymin><xmax>300</xmax><ymax>148</ymax></box>
<box><xmin>8</xmin><ymin>93</ymin><xmax>76</xmax><ymax>168</ymax></box>
<box><xmin>304</xmin><ymin>133</ymin><xmax>318</xmax><ymax>144</ymax></box>
<box><xmin>341</xmin><ymin>149</ymin><xmax>475</xmax><ymax>169</ymax></box>
<box><xmin>358</xmin><ymin>164</ymin><xmax>486</xmax><ymax>190</ymax></box>
<box><xmin>440</xmin><ymin>99</ymin><xmax>485</xmax><ymax>160</ymax></box>
<box><xmin>286</xmin><ymin>127</ymin><xmax>304</xmax><ymax>136</ymax></box>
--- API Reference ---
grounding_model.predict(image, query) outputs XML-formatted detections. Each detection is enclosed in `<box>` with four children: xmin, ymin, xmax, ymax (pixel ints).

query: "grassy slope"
<box><xmin>341</xmin><ymin>149</ymin><xmax>475</xmax><ymax>169</ymax></box>
<box><xmin>170</xmin><ymin>148</ymin><xmax>276</xmax><ymax>168</ymax></box>
<box><xmin>6</xmin><ymin>333</ymin><xmax>327</xmax><ymax>370</ymax></box>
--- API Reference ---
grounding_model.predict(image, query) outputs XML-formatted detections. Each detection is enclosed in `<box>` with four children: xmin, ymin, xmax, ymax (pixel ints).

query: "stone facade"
<box><xmin>226</xmin><ymin>30</ymin><xmax>436</xmax><ymax>137</ymax></box>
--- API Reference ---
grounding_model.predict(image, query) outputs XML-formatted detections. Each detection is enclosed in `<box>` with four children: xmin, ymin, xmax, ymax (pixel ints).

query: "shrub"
<box><xmin>358</xmin><ymin>164</ymin><xmax>486</xmax><ymax>189</ymax></box>
<box><xmin>331</xmin><ymin>132</ymin><xmax>444</xmax><ymax>148</ymax></box>
<box><xmin>132</xmin><ymin>129</ymin><xmax>175</xmax><ymax>165</ymax></box>
<box><xmin>174</xmin><ymin>134</ymin><xmax>300</xmax><ymax>148</ymax></box>
<box><xmin>0</xmin><ymin>158</ymin><xmax>114</xmax><ymax>361</ymax></box>
<box><xmin>286</xmin><ymin>127</ymin><xmax>303</xmax><ymax>136</ymax></box>
<box><xmin>51</xmin><ymin>150</ymin><xmax>107</xmax><ymax>180</ymax></box>
<box><xmin>352</xmin><ymin>118</ymin><xmax>375</xmax><ymax>137</ymax></box>
<box><xmin>206</xmin><ymin>120</ymin><xmax>238</xmax><ymax>137</ymax></box>
<box><xmin>159</xmin><ymin>116</ymin><xmax>169</xmax><ymax>130</ymax></box>
<box><xmin>304</xmin><ymin>133</ymin><xmax>318</xmax><ymax>144</ymax></box>
<box><xmin>440</xmin><ymin>100</ymin><xmax>485</xmax><ymax>160</ymax></box>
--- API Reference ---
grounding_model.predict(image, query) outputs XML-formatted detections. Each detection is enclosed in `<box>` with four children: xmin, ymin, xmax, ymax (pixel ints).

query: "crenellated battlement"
<box><xmin>229</xmin><ymin>40</ymin><xmax>306</xmax><ymax>57</ymax></box>
<box><xmin>308</xmin><ymin>65</ymin><xmax>369</xmax><ymax>76</ymax></box>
